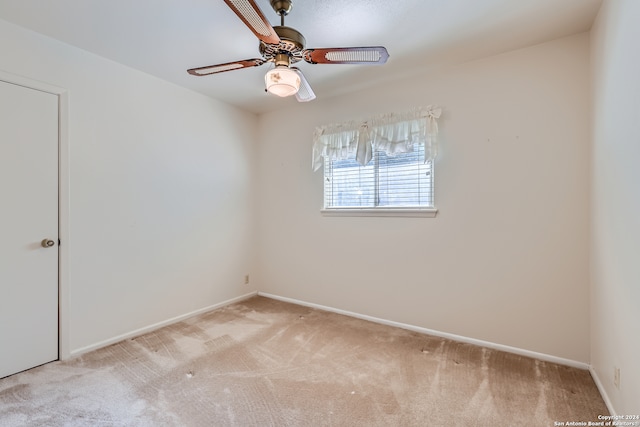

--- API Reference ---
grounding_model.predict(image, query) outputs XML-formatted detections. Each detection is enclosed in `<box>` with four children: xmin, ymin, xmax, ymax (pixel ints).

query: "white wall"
<box><xmin>0</xmin><ymin>19</ymin><xmax>258</xmax><ymax>354</ymax></box>
<box><xmin>256</xmin><ymin>33</ymin><xmax>591</xmax><ymax>363</ymax></box>
<box><xmin>590</xmin><ymin>0</ymin><xmax>640</xmax><ymax>414</ymax></box>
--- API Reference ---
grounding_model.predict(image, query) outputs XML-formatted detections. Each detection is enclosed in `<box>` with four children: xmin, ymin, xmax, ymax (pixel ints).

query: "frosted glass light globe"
<box><xmin>265</xmin><ymin>67</ymin><xmax>300</xmax><ymax>97</ymax></box>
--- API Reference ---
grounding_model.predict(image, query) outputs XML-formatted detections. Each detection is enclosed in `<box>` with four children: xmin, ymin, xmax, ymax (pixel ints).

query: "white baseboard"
<box><xmin>68</xmin><ymin>290</ymin><xmax>591</xmax><ymax>372</ymax></box>
<box><xmin>589</xmin><ymin>366</ymin><xmax>617</xmax><ymax>416</ymax></box>
<box><xmin>258</xmin><ymin>292</ymin><xmax>590</xmax><ymax>370</ymax></box>
<box><xmin>69</xmin><ymin>291</ymin><xmax>258</xmax><ymax>358</ymax></box>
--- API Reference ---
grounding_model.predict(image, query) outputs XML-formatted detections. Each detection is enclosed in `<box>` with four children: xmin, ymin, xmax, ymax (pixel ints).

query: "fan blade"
<box><xmin>291</xmin><ymin>68</ymin><xmax>316</xmax><ymax>102</ymax></box>
<box><xmin>187</xmin><ymin>59</ymin><xmax>265</xmax><ymax>76</ymax></box>
<box><xmin>303</xmin><ymin>47</ymin><xmax>389</xmax><ymax>65</ymax></box>
<box><xmin>223</xmin><ymin>0</ymin><xmax>281</xmax><ymax>45</ymax></box>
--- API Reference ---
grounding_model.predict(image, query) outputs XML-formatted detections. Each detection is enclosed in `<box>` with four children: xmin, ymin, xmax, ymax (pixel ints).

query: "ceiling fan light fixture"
<box><xmin>265</xmin><ymin>66</ymin><xmax>300</xmax><ymax>97</ymax></box>
<box><xmin>190</xmin><ymin>1</ymin><xmax>390</xmax><ymax>103</ymax></box>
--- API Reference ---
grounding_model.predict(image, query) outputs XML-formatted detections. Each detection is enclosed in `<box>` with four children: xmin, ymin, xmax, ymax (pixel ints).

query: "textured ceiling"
<box><xmin>0</xmin><ymin>0</ymin><xmax>602</xmax><ymax>114</ymax></box>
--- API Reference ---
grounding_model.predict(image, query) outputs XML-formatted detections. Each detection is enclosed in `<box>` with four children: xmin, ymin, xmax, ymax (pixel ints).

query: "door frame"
<box><xmin>0</xmin><ymin>70</ymin><xmax>71</xmax><ymax>360</ymax></box>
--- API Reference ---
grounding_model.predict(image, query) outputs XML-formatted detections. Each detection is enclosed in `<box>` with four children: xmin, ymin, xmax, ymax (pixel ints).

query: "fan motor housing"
<box><xmin>259</xmin><ymin>26</ymin><xmax>306</xmax><ymax>64</ymax></box>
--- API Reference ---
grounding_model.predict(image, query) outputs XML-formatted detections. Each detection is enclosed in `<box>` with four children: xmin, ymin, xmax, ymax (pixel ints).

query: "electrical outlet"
<box><xmin>244</xmin><ymin>274</ymin><xmax>250</xmax><ymax>285</ymax></box>
<box><xmin>614</xmin><ymin>366</ymin><xmax>620</xmax><ymax>389</ymax></box>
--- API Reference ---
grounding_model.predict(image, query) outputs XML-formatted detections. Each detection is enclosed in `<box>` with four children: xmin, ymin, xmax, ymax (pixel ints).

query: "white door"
<box><xmin>0</xmin><ymin>79</ymin><xmax>59</xmax><ymax>379</ymax></box>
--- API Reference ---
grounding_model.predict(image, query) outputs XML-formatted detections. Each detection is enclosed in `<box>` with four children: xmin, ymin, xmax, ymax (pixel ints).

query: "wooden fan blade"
<box><xmin>291</xmin><ymin>68</ymin><xmax>316</xmax><ymax>102</ymax></box>
<box><xmin>187</xmin><ymin>59</ymin><xmax>265</xmax><ymax>76</ymax></box>
<box><xmin>303</xmin><ymin>47</ymin><xmax>389</xmax><ymax>65</ymax></box>
<box><xmin>223</xmin><ymin>0</ymin><xmax>280</xmax><ymax>45</ymax></box>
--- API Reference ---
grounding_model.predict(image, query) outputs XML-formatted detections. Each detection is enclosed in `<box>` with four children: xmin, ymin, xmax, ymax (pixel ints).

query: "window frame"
<box><xmin>321</xmin><ymin>148</ymin><xmax>437</xmax><ymax>218</ymax></box>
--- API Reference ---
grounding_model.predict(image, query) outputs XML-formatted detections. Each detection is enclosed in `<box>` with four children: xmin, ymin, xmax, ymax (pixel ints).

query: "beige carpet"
<box><xmin>0</xmin><ymin>296</ymin><xmax>608</xmax><ymax>426</ymax></box>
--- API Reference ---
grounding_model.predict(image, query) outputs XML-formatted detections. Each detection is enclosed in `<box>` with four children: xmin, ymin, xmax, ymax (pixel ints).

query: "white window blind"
<box><xmin>313</xmin><ymin>106</ymin><xmax>440</xmax><ymax>214</ymax></box>
<box><xmin>324</xmin><ymin>143</ymin><xmax>433</xmax><ymax>208</ymax></box>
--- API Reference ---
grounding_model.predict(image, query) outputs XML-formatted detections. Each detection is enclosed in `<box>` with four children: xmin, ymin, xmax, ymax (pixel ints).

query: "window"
<box><xmin>324</xmin><ymin>143</ymin><xmax>433</xmax><ymax>210</ymax></box>
<box><xmin>313</xmin><ymin>107</ymin><xmax>441</xmax><ymax>217</ymax></box>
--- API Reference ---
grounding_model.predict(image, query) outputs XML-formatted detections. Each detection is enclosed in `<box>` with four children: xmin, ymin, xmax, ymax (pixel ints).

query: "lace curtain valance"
<box><xmin>312</xmin><ymin>106</ymin><xmax>441</xmax><ymax>171</ymax></box>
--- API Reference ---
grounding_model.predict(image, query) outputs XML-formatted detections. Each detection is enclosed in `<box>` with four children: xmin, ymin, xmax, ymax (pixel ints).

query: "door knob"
<box><xmin>41</xmin><ymin>239</ymin><xmax>56</xmax><ymax>248</ymax></box>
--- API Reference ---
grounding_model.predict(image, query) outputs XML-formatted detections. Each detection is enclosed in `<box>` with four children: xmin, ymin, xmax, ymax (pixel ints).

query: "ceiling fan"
<box><xmin>187</xmin><ymin>0</ymin><xmax>389</xmax><ymax>102</ymax></box>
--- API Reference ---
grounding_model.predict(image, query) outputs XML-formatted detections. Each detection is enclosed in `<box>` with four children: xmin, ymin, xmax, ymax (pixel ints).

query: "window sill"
<box><xmin>321</xmin><ymin>208</ymin><xmax>438</xmax><ymax>218</ymax></box>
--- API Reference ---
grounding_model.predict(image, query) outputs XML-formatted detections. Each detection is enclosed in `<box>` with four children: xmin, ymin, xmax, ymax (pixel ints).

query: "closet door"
<box><xmin>0</xmin><ymin>79</ymin><xmax>59</xmax><ymax>379</ymax></box>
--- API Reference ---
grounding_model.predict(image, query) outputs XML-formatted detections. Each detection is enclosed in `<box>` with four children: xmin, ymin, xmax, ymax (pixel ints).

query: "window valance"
<box><xmin>312</xmin><ymin>106</ymin><xmax>441</xmax><ymax>171</ymax></box>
